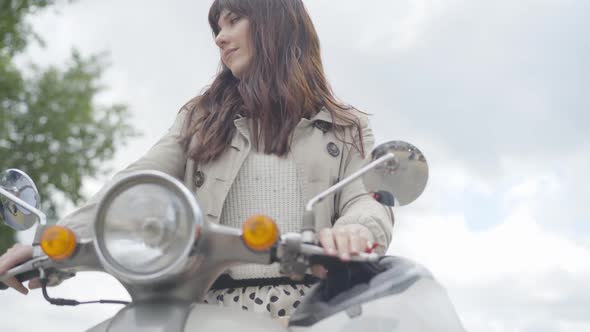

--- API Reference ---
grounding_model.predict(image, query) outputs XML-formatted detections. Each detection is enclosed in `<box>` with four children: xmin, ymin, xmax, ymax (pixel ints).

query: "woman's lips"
<box><xmin>223</xmin><ymin>48</ymin><xmax>238</xmax><ymax>62</ymax></box>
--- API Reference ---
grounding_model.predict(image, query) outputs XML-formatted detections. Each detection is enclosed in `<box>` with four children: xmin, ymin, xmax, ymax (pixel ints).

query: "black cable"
<box><xmin>40</xmin><ymin>278</ymin><xmax>130</xmax><ymax>306</ymax></box>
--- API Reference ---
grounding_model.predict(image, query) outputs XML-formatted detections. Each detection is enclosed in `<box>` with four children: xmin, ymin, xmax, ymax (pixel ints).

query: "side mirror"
<box><xmin>0</xmin><ymin>169</ymin><xmax>42</xmax><ymax>230</ymax></box>
<box><xmin>362</xmin><ymin>141</ymin><xmax>428</xmax><ymax>206</ymax></box>
<box><xmin>301</xmin><ymin>140</ymin><xmax>428</xmax><ymax>243</ymax></box>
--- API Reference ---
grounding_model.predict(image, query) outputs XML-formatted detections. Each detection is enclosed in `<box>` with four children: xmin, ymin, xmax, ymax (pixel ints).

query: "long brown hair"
<box><xmin>182</xmin><ymin>0</ymin><xmax>364</xmax><ymax>164</ymax></box>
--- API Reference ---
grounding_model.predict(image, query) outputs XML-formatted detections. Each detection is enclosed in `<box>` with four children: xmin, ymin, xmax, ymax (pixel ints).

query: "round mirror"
<box><xmin>0</xmin><ymin>169</ymin><xmax>41</xmax><ymax>230</ymax></box>
<box><xmin>362</xmin><ymin>141</ymin><xmax>428</xmax><ymax>206</ymax></box>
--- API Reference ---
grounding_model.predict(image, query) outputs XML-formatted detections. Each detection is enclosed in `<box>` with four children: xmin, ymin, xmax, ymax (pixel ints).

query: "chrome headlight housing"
<box><xmin>93</xmin><ymin>171</ymin><xmax>203</xmax><ymax>284</ymax></box>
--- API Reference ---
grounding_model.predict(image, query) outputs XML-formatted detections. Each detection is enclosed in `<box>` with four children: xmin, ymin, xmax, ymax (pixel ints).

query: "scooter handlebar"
<box><xmin>0</xmin><ymin>269</ymin><xmax>40</xmax><ymax>290</ymax></box>
<box><xmin>299</xmin><ymin>243</ymin><xmax>380</xmax><ymax>263</ymax></box>
<box><xmin>0</xmin><ymin>256</ymin><xmax>48</xmax><ymax>290</ymax></box>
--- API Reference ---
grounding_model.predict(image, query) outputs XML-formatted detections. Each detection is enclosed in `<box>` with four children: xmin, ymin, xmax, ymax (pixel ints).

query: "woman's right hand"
<box><xmin>0</xmin><ymin>243</ymin><xmax>34</xmax><ymax>295</ymax></box>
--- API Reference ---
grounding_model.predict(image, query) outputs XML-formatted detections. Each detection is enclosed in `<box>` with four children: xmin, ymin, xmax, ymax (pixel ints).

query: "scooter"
<box><xmin>0</xmin><ymin>140</ymin><xmax>465</xmax><ymax>331</ymax></box>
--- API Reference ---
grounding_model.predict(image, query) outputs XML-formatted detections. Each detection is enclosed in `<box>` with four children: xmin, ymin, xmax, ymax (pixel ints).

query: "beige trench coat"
<box><xmin>59</xmin><ymin>107</ymin><xmax>393</xmax><ymax>253</ymax></box>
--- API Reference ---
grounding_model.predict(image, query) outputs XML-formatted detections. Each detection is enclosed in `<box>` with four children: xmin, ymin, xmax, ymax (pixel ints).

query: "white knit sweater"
<box><xmin>220</xmin><ymin>149</ymin><xmax>305</xmax><ymax>279</ymax></box>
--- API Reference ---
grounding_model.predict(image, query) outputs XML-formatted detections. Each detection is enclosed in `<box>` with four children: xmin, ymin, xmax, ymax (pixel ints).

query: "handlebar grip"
<box><xmin>0</xmin><ymin>269</ymin><xmax>40</xmax><ymax>290</ymax></box>
<box><xmin>309</xmin><ymin>254</ymin><xmax>386</xmax><ymax>301</ymax></box>
<box><xmin>309</xmin><ymin>254</ymin><xmax>345</xmax><ymax>268</ymax></box>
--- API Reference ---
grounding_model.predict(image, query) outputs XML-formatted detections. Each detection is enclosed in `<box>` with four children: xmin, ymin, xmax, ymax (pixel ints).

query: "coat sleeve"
<box><xmin>332</xmin><ymin>114</ymin><xmax>394</xmax><ymax>254</ymax></box>
<box><xmin>58</xmin><ymin>108</ymin><xmax>189</xmax><ymax>240</ymax></box>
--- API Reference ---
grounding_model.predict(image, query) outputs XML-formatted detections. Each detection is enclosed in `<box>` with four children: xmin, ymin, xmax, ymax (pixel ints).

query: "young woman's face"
<box><xmin>215</xmin><ymin>9</ymin><xmax>253</xmax><ymax>79</ymax></box>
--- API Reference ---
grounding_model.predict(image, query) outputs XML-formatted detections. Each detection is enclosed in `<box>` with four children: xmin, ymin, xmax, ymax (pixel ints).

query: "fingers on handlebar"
<box><xmin>318</xmin><ymin>228</ymin><xmax>373</xmax><ymax>261</ymax></box>
<box><xmin>350</xmin><ymin>233</ymin><xmax>367</xmax><ymax>256</ymax></box>
<box><xmin>0</xmin><ymin>244</ymin><xmax>34</xmax><ymax>295</ymax></box>
<box><xmin>0</xmin><ymin>244</ymin><xmax>34</xmax><ymax>271</ymax></box>
<box><xmin>333</xmin><ymin>230</ymin><xmax>351</xmax><ymax>261</ymax></box>
<box><xmin>310</xmin><ymin>264</ymin><xmax>328</xmax><ymax>279</ymax></box>
<box><xmin>317</xmin><ymin>229</ymin><xmax>337</xmax><ymax>256</ymax></box>
<box><xmin>4</xmin><ymin>277</ymin><xmax>29</xmax><ymax>294</ymax></box>
<box><xmin>28</xmin><ymin>278</ymin><xmax>42</xmax><ymax>289</ymax></box>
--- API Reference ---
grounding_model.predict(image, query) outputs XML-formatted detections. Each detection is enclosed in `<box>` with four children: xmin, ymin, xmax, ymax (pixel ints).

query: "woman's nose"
<box><xmin>215</xmin><ymin>30</ymin><xmax>228</xmax><ymax>49</ymax></box>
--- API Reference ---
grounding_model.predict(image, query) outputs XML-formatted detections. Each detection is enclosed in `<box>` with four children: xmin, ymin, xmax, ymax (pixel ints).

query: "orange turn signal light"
<box><xmin>40</xmin><ymin>226</ymin><xmax>77</xmax><ymax>261</ymax></box>
<box><xmin>242</xmin><ymin>215</ymin><xmax>279</xmax><ymax>251</ymax></box>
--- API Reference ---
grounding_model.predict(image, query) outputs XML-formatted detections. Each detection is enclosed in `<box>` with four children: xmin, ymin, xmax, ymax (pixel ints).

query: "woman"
<box><xmin>0</xmin><ymin>0</ymin><xmax>393</xmax><ymax>320</ymax></box>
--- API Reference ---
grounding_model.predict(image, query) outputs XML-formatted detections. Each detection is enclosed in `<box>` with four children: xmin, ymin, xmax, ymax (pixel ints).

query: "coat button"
<box><xmin>326</xmin><ymin>142</ymin><xmax>340</xmax><ymax>157</ymax></box>
<box><xmin>194</xmin><ymin>171</ymin><xmax>205</xmax><ymax>188</ymax></box>
<box><xmin>314</xmin><ymin>120</ymin><xmax>332</xmax><ymax>133</ymax></box>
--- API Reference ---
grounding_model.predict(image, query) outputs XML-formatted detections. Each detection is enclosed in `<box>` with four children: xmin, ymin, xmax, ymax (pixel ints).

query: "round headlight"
<box><xmin>93</xmin><ymin>171</ymin><xmax>203</xmax><ymax>284</ymax></box>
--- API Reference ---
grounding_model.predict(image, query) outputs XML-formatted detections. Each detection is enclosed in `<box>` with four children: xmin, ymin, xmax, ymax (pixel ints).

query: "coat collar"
<box><xmin>309</xmin><ymin>107</ymin><xmax>355</xmax><ymax>127</ymax></box>
<box><xmin>231</xmin><ymin>106</ymin><xmax>356</xmax><ymax>144</ymax></box>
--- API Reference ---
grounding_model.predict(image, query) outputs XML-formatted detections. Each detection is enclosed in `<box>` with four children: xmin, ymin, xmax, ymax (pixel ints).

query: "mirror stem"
<box><xmin>301</xmin><ymin>152</ymin><xmax>395</xmax><ymax>243</ymax></box>
<box><xmin>0</xmin><ymin>187</ymin><xmax>47</xmax><ymax>225</ymax></box>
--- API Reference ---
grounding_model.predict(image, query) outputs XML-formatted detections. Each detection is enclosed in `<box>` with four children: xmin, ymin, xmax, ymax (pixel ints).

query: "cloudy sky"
<box><xmin>2</xmin><ymin>0</ymin><xmax>589</xmax><ymax>331</ymax></box>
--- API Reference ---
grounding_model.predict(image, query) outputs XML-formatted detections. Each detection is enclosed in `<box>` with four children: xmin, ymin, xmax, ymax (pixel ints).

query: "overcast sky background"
<box><xmin>1</xmin><ymin>0</ymin><xmax>589</xmax><ymax>331</ymax></box>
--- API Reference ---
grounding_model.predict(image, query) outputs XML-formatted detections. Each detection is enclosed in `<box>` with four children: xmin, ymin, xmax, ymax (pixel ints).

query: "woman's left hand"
<box><xmin>317</xmin><ymin>224</ymin><xmax>374</xmax><ymax>261</ymax></box>
<box><xmin>311</xmin><ymin>224</ymin><xmax>374</xmax><ymax>279</ymax></box>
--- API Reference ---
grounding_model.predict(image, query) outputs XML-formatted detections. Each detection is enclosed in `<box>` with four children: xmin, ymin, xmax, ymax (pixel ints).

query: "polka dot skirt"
<box><xmin>204</xmin><ymin>283</ymin><xmax>311</xmax><ymax>318</ymax></box>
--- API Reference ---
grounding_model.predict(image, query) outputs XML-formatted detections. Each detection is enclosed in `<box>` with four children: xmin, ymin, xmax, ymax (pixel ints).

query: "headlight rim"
<box><xmin>92</xmin><ymin>170</ymin><xmax>203</xmax><ymax>284</ymax></box>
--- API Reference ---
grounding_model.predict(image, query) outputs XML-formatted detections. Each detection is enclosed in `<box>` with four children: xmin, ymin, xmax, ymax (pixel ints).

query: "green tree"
<box><xmin>0</xmin><ymin>0</ymin><xmax>138</xmax><ymax>253</ymax></box>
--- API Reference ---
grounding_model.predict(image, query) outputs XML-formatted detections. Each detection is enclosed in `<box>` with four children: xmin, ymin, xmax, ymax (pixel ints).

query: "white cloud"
<box><xmin>498</xmin><ymin>153</ymin><xmax>590</xmax><ymax>243</ymax></box>
<box><xmin>357</xmin><ymin>0</ymin><xmax>449</xmax><ymax>52</ymax></box>
<box><xmin>389</xmin><ymin>166</ymin><xmax>590</xmax><ymax>331</ymax></box>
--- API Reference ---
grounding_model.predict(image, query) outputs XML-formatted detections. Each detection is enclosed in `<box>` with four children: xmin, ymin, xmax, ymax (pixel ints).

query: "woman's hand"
<box><xmin>318</xmin><ymin>224</ymin><xmax>374</xmax><ymax>260</ymax></box>
<box><xmin>311</xmin><ymin>224</ymin><xmax>375</xmax><ymax>279</ymax></box>
<box><xmin>0</xmin><ymin>243</ymin><xmax>34</xmax><ymax>295</ymax></box>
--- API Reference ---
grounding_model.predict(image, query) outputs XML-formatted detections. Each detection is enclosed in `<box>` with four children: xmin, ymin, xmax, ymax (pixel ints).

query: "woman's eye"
<box><xmin>230</xmin><ymin>16</ymin><xmax>241</xmax><ymax>24</ymax></box>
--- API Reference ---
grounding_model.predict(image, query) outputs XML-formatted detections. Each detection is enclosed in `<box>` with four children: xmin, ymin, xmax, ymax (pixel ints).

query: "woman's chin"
<box><xmin>228</xmin><ymin>61</ymin><xmax>251</xmax><ymax>80</ymax></box>
<box><xmin>231</xmin><ymin>70</ymin><xmax>242</xmax><ymax>79</ymax></box>
<box><xmin>229</xmin><ymin>65</ymin><xmax>243</xmax><ymax>78</ymax></box>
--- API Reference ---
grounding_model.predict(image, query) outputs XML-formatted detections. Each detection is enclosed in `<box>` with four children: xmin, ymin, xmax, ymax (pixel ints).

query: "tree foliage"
<box><xmin>0</xmin><ymin>0</ymin><xmax>56</xmax><ymax>56</ymax></box>
<box><xmin>0</xmin><ymin>0</ymin><xmax>138</xmax><ymax>252</ymax></box>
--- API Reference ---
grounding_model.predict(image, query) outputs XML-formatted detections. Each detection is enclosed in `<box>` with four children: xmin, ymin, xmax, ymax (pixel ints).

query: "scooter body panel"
<box><xmin>290</xmin><ymin>278</ymin><xmax>465</xmax><ymax>332</ymax></box>
<box><xmin>289</xmin><ymin>256</ymin><xmax>465</xmax><ymax>332</ymax></box>
<box><xmin>85</xmin><ymin>302</ymin><xmax>286</xmax><ymax>332</ymax></box>
<box><xmin>84</xmin><ymin>300</ymin><xmax>190</xmax><ymax>332</ymax></box>
<box><xmin>184</xmin><ymin>303</ymin><xmax>286</xmax><ymax>332</ymax></box>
